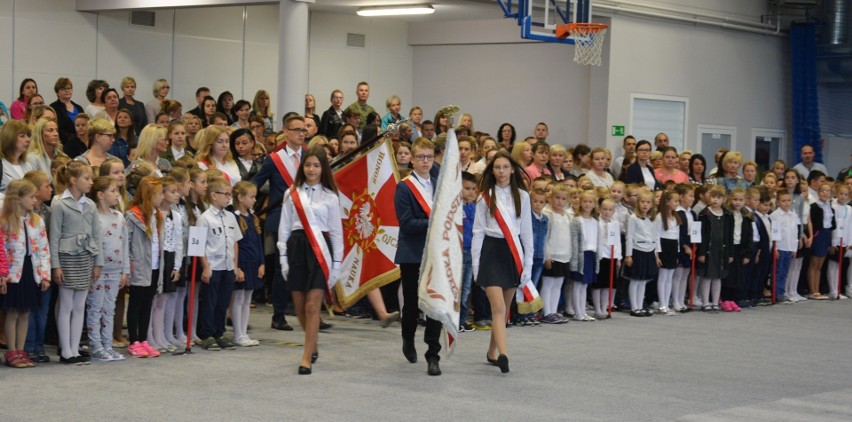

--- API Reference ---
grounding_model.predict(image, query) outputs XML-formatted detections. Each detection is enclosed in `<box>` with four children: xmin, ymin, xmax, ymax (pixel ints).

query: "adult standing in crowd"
<box><xmin>118</xmin><ymin>77</ymin><xmax>148</xmax><ymax>135</ymax></box>
<box><xmin>792</xmin><ymin>144</ymin><xmax>828</xmax><ymax>180</ymax></box>
<box><xmin>304</xmin><ymin>94</ymin><xmax>321</xmax><ymax>130</ymax></box>
<box><xmin>49</xmin><ymin>77</ymin><xmax>84</xmax><ymax>146</ymax></box>
<box><xmin>146</xmin><ymin>79</ymin><xmax>170</xmax><ymax>124</ymax></box>
<box><xmin>319</xmin><ymin>90</ymin><xmax>345</xmax><ymax>140</ymax></box>
<box><xmin>10</xmin><ymin>78</ymin><xmax>38</xmax><ymax>120</ymax></box>
<box><xmin>612</xmin><ymin>135</ymin><xmax>636</xmax><ymax>175</ymax></box>
<box><xmin>188</xmin><ymin>87</ymin><xmax>211</xmax><ymax>122</ymax></box>
<box><xmin>346</xmin><ymin>82</ymin><xmax>374</xmax><ymax>130</ymax></box>
<box><xmin>654</xmin><ymin>132</ymin><xmax>669</xmax><ymax>151</ymax></box>
<box><xmin>533</xmin><ymin>122</ymin><xmax>548</xmax><ymax>144</ymax></box>
<box><xmin>654</xmin><ymin>147</ymin><xmax>689</xmax><ymax>184</ymax></box>
<box><xmin>251</xmin><ymin>90</ymin><xmax>274</xmax><ymax>136</ymax></box>
<box><xmin>84</xmin><ymin>79</ymin><xmax>109</xmax><ymax>118</ymax></box>
<box><xmin>625</xmin><ymin>140</ymin><xmax>660</xmax><ymax>190</ymax></box>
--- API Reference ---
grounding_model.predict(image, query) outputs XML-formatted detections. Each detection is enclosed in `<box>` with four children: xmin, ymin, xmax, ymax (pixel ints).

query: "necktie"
<box><xmin>294</xmin><ymin>152</ymin><xmax>300</xmax><ymax>168</ymax></box>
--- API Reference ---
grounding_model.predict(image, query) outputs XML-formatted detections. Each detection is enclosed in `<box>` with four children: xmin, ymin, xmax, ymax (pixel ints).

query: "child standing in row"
<box><xmin>591</xmin><ymin>198</ymin><xmax>621</xmax><ymax>319</ymax></box>
<box><xmin>656</xmin><ymin>190</ymin><xmax>681</xmax><ymax>315</ymax></box>
<box><xmin>696</xmin><ymin>186</ymin><xmax>733</xmax><ymax>312</ymax></box>
<box><xmin>232</xmin><ymin>181</ymin><xmax>264</xmax><ymax>347</ymax></box>
<box><xmin>806</xmin><ymin>182</ymin><xmax>836</xmax><ymax>300</ymax></box>
<box><xmin>570</xmin><ymin>190</ymin><xmax>599</xmax><ymax>321</ymax></box>
<box><xmin>828</xmin><ymin>184</ymin><xmax>851</xmax><ymax>300</ymax></box>
<box><xmin>540</xmin><ymin>185</ymin><xmax>568</xmax><ymax>324</ymax></box>
<box><xmin>724</xmin><ymin>188</ymin><xmax>753</xmax><ymax>310</ymax></box>
<box><xmin>165</xmin><ymin>167</ymin><xmax>192</xmax><ymax>347</ymax></box>
<box><xmin>625</xmin><ymin>190</ymin><xmax>658</xmax><ymax>317</ymax></box>
<box><xmin>2</xmin><ymin>180</ymin><xmax>44</xmax><ymax>368</ymax></box>
<box><xmin>86</xmin><ymin>177</ymin><xmax>129</xmax><ymax>362</ymax></box>
<box><xmin>148</xmin><ymin>176</ymin><xmax>183</xmax><ymax>353</ymax></box>
<box><xmin>125</xmin><ymin>176</ymin><xmax>164</xmax><ymax>358</ymax></box>
<box><xmin>50</xmin><ymin>161</ymin><xmax>103</xmax><ymax>365</ymax></box>
<box><xmin>673</xmin><ymin>184</ymin><xmax>695</xmax><ymax>311</ymax></box>
<box><xmin>23</xmin><ymin>170</ymin><xmax>53</xmax><ymax>363</ymax></box>
<box><xmin>771</xmin><ymin>190</ymin><xmax>799</xmax><ymax>303</ymax></box>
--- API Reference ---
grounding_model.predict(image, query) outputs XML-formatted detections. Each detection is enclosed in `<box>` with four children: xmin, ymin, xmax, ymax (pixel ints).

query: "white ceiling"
<box><xmin>309</xmin><ymin>0</ymin><xmax>505</xmax><ymax>22</ymax></box>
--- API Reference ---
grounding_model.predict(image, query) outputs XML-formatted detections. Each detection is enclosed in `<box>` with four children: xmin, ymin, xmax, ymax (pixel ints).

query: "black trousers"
<box><xmin>400</xmin><ymin>263</ymin><xmax>442</xmax><ymax>362</ymax></box>
<box><xmin>127</xmin><ymin>270</ymin><xmax>159</xmax><ymax>343</ymax></box>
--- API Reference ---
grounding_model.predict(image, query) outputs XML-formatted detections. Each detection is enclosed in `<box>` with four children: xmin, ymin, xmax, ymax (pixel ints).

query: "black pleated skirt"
<box><xmin>477</xmin><ymin>236</ymin><xmax>521</xmax><ymax>288</ymax></box>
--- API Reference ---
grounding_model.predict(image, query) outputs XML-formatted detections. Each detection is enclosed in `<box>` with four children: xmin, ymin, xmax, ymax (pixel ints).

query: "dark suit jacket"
<box><xmin>252</xmin><ymin>148</ymin><xmax>303</xmax><ymax>233</ymax></box>
<box><xmin>625</xmin><ymin>161</ymin><xmax>662</xmax><ymax>190</ymax></box>
<box><xmin>394</xmin><ymin>174</ymin><xmax>436</xmax><ymax>264</ymax></box>
<box><xmin>50</xmin><ymin>99</ymin><xmax>84</xmax><ymax>147</ymax></box>
<box><xmin>319</xmin><ymin>106</ymin><xmax>344</xmax><ymax>139</ymax></box>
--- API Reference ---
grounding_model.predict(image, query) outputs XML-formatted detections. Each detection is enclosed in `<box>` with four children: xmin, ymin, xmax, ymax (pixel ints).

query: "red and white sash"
<box><xmin>289</xmin><ymin>186</ymin><xmax>333</xmax><ymax>295</ymax></box>
<box><xmin>200</xmin><ymin>159</ymin><xmax>232</xmax><ymax>186</ymax></box>
<box><xmin>482</xmin><ymin>192</ymin><xmax>523</xmax><ymax>276</ymax></box>
<box><xmin>404</xmin><ymin>175</ymin><xmax>432</xmax><ymax>217</ymax></box>
<box><xmin>482</xmin><ymin>191</ymin><xmax>542</xmax><ymax>313</ymax></box>
<box><xmin>270</xmin><ymin>149</ymin><xmax>297</xmax><ymax>186</ymax></box>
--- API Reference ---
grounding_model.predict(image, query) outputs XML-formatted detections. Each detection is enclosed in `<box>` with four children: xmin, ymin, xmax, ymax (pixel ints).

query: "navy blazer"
<box><xmin>394</xmin><ymin>174</ymin><xmax>437</xmax><ymax>264</ymax></box>
<box><xmin>252</xmin><ymin>148</ymin><xmax>303</xmax><ymax>233</ymax></box>
<box><xmin>753</xmin><ymin>213</ymin><xmax>770</xmax><ymax>258</ymax></box>
<box><xmin>625</xmin><ymin>161</ymin><xmax>662</xmax><ymax>190</ymax></box>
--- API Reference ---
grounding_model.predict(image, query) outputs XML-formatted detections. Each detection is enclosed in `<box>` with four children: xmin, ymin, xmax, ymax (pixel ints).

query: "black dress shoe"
<box><xmin>60</xmin><ymin>356</ymin><xmax>83</xmax><ymax>366</ymax></box>
<box><xmin>319</xmin><ymin>320</ymin><xmax>333</xmax><ymax>330</ymax></box>
<box><xmin>427</xmin><ymin>360</ymin><xmax>441</xmax><ymax>376</ymax></box>
<box><xmin>402</xmin><ymin>340</ymin><xmax>417</xmax><ymax>363</ymax></box>
<box><xmin>496</xmin><ymin>354</ymin><xmax>509</xmax><ymax>374</ymax></box>
<box><xmin>311</xmin><ymin>352</ymin><xmax>318</xmax><ymax>364</ymax></box>
<box><xmin>271</xmin><ymin>319</ymin><xmax>294</xmax><ymax>331</ymax></box>
<box><xmin>298</xmin><ymin>365</ymin><xmax>312</xmax><ymax>375</ymax></box>
<box><xmin>487</xmin><ymin>355</ymin><xmax>499</xmax><ymax>366</ymax></box>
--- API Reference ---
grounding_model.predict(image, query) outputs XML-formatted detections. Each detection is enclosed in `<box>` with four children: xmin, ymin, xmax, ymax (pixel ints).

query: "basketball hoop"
<box><xmin>556</xmin><ymin>23</ymin><xmax>608</xmax><ymax>66</ymax></box>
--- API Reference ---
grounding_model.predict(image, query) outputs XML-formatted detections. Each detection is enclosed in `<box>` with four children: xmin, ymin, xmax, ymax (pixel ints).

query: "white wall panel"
<box><xmin>96</xmin><ymin>10</ymin><xmax>174</xmax><ymax>105</ymax></box>
<box><xmin>243</xmin><ymin>4</ymin><xmax>279</xmax><ymax>120</ymax></box>
<box><xmin>0</xmin><ymin>0</ymin><xmax>13</xmax><ymax>103</ymax></box>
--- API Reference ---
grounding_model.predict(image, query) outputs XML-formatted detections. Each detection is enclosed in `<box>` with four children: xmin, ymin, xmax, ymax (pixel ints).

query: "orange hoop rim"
<box><xmin>556</xmin><ymin>22</ymin><xmax>609</xmax><ymax>39</ymax></box>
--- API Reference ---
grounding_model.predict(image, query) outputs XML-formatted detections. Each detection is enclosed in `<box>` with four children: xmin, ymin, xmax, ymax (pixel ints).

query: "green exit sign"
<box><xmin>612</xmin><ymin>125</ymin><xmax>625</xmax><ymax>136</ymax></box>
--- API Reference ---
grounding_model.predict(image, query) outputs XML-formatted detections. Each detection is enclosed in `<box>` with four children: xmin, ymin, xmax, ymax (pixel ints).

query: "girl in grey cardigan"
<box><xmin>49</xmin><ymin>162</ymin><xmax>103</xmax><ymax>364</ymax></box>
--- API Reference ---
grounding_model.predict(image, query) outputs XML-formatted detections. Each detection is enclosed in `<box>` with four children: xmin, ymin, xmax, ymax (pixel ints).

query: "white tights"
<box><xmin>656</xmin><ymin>268</ymin><xmax>675</xmax><ymax>309</ymax></box>
<box><xmin>230</xmin><ymin>289</ymin><xmax>254</xmax><ymax>341</ymax></box>
<box><xmin>786</xmin><ymin>257</ymin><xmax>803</xmax><ymax>298</ymax></box>
<box><xmin>700</xmin><ymin>277</ymin><xmax>722</xmax><ymax>306</ymax></box>
<box><xmin>628</xmin><ymin>280</ymin><xmax>649</xmax><ymax>311</ymax></box>
<box><xmin>591</xmin><ymin>288</ymin><xmax>614</xmax><ymax>315</ymax></box>
<box><xmin>563</xmin><ymin>281</ymin><xmax>574</xmax><ymax>315</ymax></box>
<box><xmin>149</xmin><ymin>293</ymin><xmax>169</xmax><ymax>348</ymax></box>
<box><xmin>672</xmin><ymin>267</ymin><xmax>691</xmax><ymax>309</ymax></box>
<box><xmin>540</xmin><ymin>276</ymin><xmax>564</xmax><ymax>315</ymax></box>
<box><xmin>163</xmin><ymin>292</ymin><xmax>179</xmax><ymax>344</ymax></box>
<box><xmin>572</xmin><ymin>282</ymin><xmax>588</xmax><ymax>318</ymax></box>
<box><xmin>173</xmin><ymin>286</ymin><xmax>187</xmax><ymax>340</ymax></box>
<box><xmin>57</xmin><ymin>287</ymin><xmax>87</xmax><ymax>359</ymax></box>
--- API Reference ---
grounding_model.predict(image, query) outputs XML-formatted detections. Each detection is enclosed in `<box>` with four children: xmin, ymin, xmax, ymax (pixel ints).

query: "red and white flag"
<box><xmin>333</xmin><ymin>140</ymin><xmax>401</xmax><ymax>308</ymax></box>
<box><xmin>418</xmin><ymin>129</ymin><xmax>463</xmax><ymax>355</ymax></box>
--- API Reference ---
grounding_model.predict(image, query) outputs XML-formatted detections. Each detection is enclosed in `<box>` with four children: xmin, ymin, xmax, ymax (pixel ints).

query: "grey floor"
<box><xmin>5</xmin><ymin>299</ymin><xmax>852</xmax><ymax>421</ymax></box>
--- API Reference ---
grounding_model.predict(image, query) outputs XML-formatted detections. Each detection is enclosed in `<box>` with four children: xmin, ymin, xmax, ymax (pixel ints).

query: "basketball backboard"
<box><xmin>498</xmin><ymin>0</ymin><xmax>592</xmax><ymax>44</ymax></box>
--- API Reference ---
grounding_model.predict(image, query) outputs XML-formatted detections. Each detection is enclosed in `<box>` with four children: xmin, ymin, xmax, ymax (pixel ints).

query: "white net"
<box><xmin>569</xmin><ymin>25</ymin><xmax>608</xmax><ymax>66</ymax></box>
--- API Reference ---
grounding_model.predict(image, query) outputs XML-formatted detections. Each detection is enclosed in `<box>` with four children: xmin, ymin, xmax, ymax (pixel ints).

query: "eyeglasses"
<box><xmin>636</xmin><ymin>148</ymin><xmax>651</xmax><ymax>152</ymax></box>
<box><xmin>59</xmin><ymin>87</ymin><xmax>72</xmax><ymax>92</ymax></box>
<box><xmin>214</xmin><ymin>191</ymin><xmax>232</xmax><ymax>197</ymax></box>
<box><xmin>414</xmin><ymin>154</ymin><xmax>434</xmax><ymax>161</ymax></box>
<box><xmin>288</xmin><ymin>128</ymin><xmax>308</xmax><ymax>134</ymax></box>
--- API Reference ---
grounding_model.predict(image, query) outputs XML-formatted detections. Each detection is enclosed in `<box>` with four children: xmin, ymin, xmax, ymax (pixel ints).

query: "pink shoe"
<box><xmin>731</xmin><ymin>302</ymin><xmax>742</xmax><ymax>312</ymax></box>
<box><xmin>141</xmin><ymin>341</ymin><xmax>160</xmax><ymax>357</ymax></box>
<box><xmin>128</xmin><ymin>342</ymin><xmax>148</xmax><ymax>358</ymax></box>
<box><xmin>720</xmin><ymin>301</ymin><xmax>733</xmax><ymax>312</ymax></box>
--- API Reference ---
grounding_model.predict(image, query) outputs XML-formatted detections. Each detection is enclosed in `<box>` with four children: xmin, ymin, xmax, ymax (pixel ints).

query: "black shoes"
<box><xmin>427</xmin><ymin>360</ymin><xmax>441</xmax><ymax>376</ymax></box>
<box><xmin>487</xmin><ymin>355</ymin><xmax>499</xmax><ymax>366</ymax></box>
<box><xmin>311</xmin><ymin>352</ymin><xmax>318</xmax><ymax>364</ymax></box>
<box><xmin>298</xmin><ymin>365</ymin><xmax>312</xmax><ymax>375</ymax></box>
<box><xmin>319</xmin><ymin>320</ymin><xmax>333</xmax><ymax>330</ymax></box>
<box><xmin>496</xmin><ymin>354</ymin><xmax>509</xmax><ymax>374</ymax></box>
<box><xmin>402</xmin><ymin>340</ymin><xmax>417</xmax><ymax>363</ymax></box>
<box><xmin>271</xmin><ymin>319</ymin><xmax>294</xmax><ymax>331</ymax></box>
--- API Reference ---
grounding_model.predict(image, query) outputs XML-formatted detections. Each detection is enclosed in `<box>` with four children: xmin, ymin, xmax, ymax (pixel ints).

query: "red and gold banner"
<box><xmin>333</xmin><ymin>140</ymin><xmax>401</xmax><ymax>308</ymax></box>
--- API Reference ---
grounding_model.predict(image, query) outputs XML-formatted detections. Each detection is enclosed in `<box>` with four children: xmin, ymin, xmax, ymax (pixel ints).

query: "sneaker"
<box><xmin>594</xmin><ymin>313</ymin><xmax>609</xmax><ymax>320</ymax></box>
<box><xmin>782</xmin><ymin>297</ymin><xmax>796</xmax><ymax>304</ymax></box>
<box><xmin>839</xmin><ymin>294</ymin><xmax>849</xmax><ymax>300</ymax></box>
<box><xmin>141</xmin><ymin>342</ymin><xmax>160</xmax><ymax>357</ymax></box>
<box><xmin>459</xmin><ymin>322</ymin><xmax>475</xmax><ymax>332</ymax></box>
<box><xmin>531</xmin><ymin>317</ymin><xmax>541</xmax><ymax>326</ymax></box>
<box><xmin>128</xmin><ymin>342</ymin><xmax>148</xmax><ymax>358</ymax></box>
<box><xmin>164</xmin><ymin>343</ymin><xmax>178</xmax><ymax>353</ymax></box>
<box><xmin>473</xmin><ymin>321</ymin><xmax>492</xmax><ymax>331</ymax></box>
<box><xmin>539</xmin><ymin>314</ymin><xmax>557</xmax><ymax>324</ymax></box>
<box><xmin>201</xmin><ymin>337</ymin><xmax>221</xmax><ymax>351</ymax></box>
<box><xmin>91</xmin><ymin>349</ymin><xmax>113</xmax><ymax>362</ymax></box>
<box><xmin>757</xmin><ymin>298</ymin><xmax>773</xmax><ymax>306</ymax></box>
<box><xmin>249</xmin><ymin>339</ymin><xmax>260</xmax><ymax>346</ymax></box>
<box><xmin>730</xmin><ymin>302</ymin><xmax>742</xmax><ymax>312</ymax></box>
<box><xmin>107</xmin><ymin>349</ymin><xmax>125</xmax><ymax>361</ymax></box>
<box><xmin>216</xmin><ymin>337</ymin><xmax>237</xmax><ymax>350</ymax></box>
<box><xmin>234</xmin><ymin>337</ymin><xmax>255</xmax><ymax>347</ymax></box>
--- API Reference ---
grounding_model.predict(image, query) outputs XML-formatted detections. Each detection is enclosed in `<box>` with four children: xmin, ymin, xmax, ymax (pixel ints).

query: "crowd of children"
<box><xmin>1</xmin><ymin>76</ymin><xmax>851</xmax><ymax>378</ymax></box>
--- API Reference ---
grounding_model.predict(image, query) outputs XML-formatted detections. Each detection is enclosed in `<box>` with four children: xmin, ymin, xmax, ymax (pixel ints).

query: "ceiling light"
<box><xmin>357</xmin><ymin>4</ymin><xmax>435</xmax><ymax>17</ymax></box>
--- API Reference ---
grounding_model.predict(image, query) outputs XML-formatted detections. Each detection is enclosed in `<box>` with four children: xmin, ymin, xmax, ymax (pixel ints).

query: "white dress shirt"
<box><xmin>471</xmin><ymin>185</ymin><xmax>534</xmax><ymax>279</ymax></box>
<box><xmin>277</xmin><ymin>183</ymin><xmax>343</xmax><ymax>264</ymax></box>
<box><xmin>199</xmin><ymin>205</ymin><xmax>243</xmax><ymax>271</ymax></box>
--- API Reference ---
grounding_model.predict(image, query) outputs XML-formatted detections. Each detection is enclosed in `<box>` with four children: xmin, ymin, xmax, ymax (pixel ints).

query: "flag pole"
<box><xmin>771</xmin><ymin>241</ymin><xmax>777</xmax><ymax>304</ymax></box>
<box><xmin>608</xmin><ymin>246</ymin><xmax>615</xmax><ymax>318</ymax></box>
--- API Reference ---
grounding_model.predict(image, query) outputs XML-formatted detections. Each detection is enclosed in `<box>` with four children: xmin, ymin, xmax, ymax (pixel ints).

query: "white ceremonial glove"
<box><xmin>330</xmin><ymin>262</ymin><xmax>341</xmax><ymax>285</ymax></box>
<box><xmin>521</xmin><ymin>268</ymin><xmax>531</xmax><ymax>285</ymax></box>
<box><xmin>280</xmin><ymin>257</ymin><xmax>289</xmax><ymax>280</ymax></box>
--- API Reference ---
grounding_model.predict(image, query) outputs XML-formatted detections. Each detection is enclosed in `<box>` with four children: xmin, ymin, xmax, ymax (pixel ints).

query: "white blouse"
<box><xmin>626</xmin><ymin>215</ymin><xmax>658</xmax><ymax>255</ymax></box>
<box><xmin>471</xmin><ymin>185</ymin><xmax>534</xmax><ymax>277</ymax></box>
<box><xmin>543</xmin><ymin>208</ymin><xmax>571</xmax><ymax>263</ymax></box>
<box><xmin>276</xmin><ymin>183</ymin><xmax>343</xmax><ymax>263</ymax></box>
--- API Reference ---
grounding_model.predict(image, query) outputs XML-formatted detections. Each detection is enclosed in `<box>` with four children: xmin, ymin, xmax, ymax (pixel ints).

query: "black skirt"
<box><xmin>542</xmin><ymin>260</ymin><xmax>570</xmax><ymax>278</ymax></box>
<box><xmin>659</xmin><ymin>238</ymin><xmax>679</xmax><ymax>269</ymax></box>
<box><xmin>591</xmin><ymin>258</ymin><xmax>617</xmax><ymax>289</ymax></box>
<box><xmin>626</xmin><ymin>250</ymin><xmax>658</xmax><ymax>280</ymax></box>
<box><xmin>3</xmin><ymin>257</ymin><xmax>40</xmax><ymax>310</ymax></box>
<box><xmin>286</xmin><ymin>230</ymin><xmax>331</xmax><ymax>292</ymax></box>
<box><xmin>161</xmin><ymin>250</ymin><xmax>177</xmax><ymax>294</ymax></box>
<box><xmin>477</xmin><ymin>236</ymin><xmax>521</xmax><ymax>288</ymax></box>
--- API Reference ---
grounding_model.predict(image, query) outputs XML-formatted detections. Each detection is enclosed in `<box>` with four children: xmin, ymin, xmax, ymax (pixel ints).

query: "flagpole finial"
<box><xmin>385</xmin><ymin>118</ymin><xmax>411</xmax><ymax>137</ymax></box>
<box><xmin>440</xmin><ymin>105</ymin><xmax>461</xmax><ymax>127</ymax></box>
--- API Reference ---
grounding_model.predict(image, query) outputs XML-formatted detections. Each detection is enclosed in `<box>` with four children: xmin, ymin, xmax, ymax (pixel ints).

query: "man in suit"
<box><xmin>253</xmin><ymin>115</ymin><xmax>306</xmax><ymax>331</ymax></box>
<box><xmin>394</xmin><ymin>137</ymin><xmax>442</xmax><ymax>376</ymax></box>
<box><xmin>187</xmin><ymin>87</ymin><xmax>210</xmax><ymax>122</ymax></box>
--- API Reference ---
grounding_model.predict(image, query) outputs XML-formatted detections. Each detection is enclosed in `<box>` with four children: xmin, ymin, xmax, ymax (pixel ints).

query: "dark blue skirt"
<box><xmin>571</xmin><ymin>251</ymin><xmax>597</xmax><ymax>285</ymax></box>
<box><xmin>235</xmin><ymin>262</ymin><xmax>263</xmax><ymax>290</ymax></box>
<box><xmin>477</xmin><ymin>236</ymin><xmax>521</xmax><ymax>288</ymax></box>
<box><xmin>626</xmin><ymin>250</ymin><xmax>658</xmax><ymax>281</ymax></box>
<box><xmin>286</xmin><ymin>230</ymin><xmax>331</xmax><ymax>292</ymax></box>
<box><xmin>3</xmin><ymin>257</ymin><xmax>40</xmax><ymax>310</ymax></box>
<box><xmin>811</xmin><ymin>228</ymin><xmax>832</xmax><ymax>257</ymax></box>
